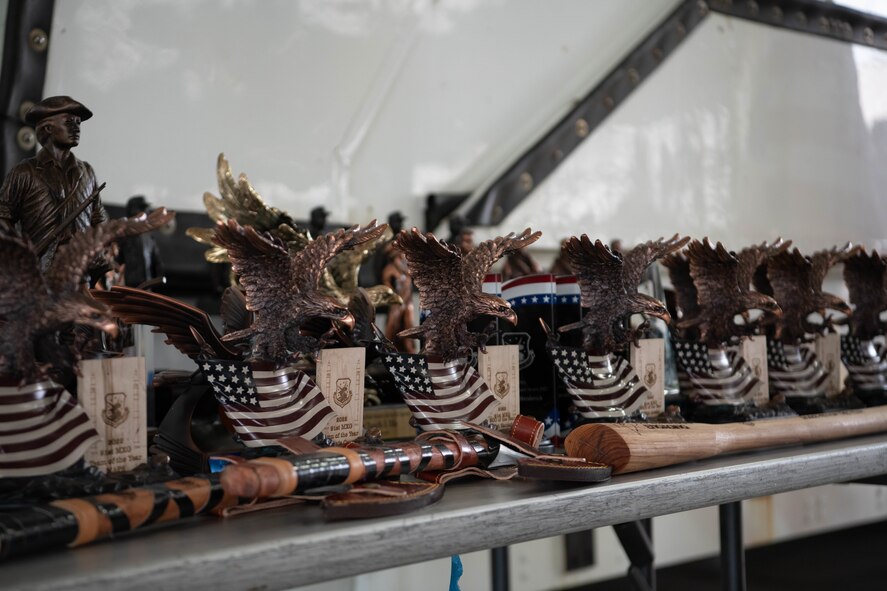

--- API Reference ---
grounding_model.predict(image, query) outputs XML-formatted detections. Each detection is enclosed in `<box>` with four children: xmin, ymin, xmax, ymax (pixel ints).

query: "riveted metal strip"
<box><xmin>710</xmin><ymin>0</ymin><xmax>887</xmax><ymax>51</ymax></box>
<box><xmin>464</xmin><ymin>0</ymin><xmax>710</xmax><ymax>226</ymax></box>
<box><xmin>461</xmin><ymin>0</ymin><xmax>887</xmax><ymax>228</ymax></box>
<box><xmin>0</xmin><ymin>0</ymin><xmax>55</xmax><ymax>177</ymax></box>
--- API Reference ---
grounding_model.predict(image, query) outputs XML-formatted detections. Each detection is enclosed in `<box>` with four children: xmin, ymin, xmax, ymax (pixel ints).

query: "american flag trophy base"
<box><xmin>546</xmin><ymin>338</ymin><xmax>649</xmax><ymax>424</ymax></box>
<box><xmin>841</xmin><ymin>336</ymin><xmax>887</xmax><ymax>407</ymax></box>
<box><xmin>381</xmin><ymin>352</ymin><xmax>498</xmax><ymax>432</ymax></box>
<box><xmin>200</xmin><ymin>358</ymin><xmax>335</xmax><ymax>449</ymax></box>
<box><xmin>0</xmin><ymin>375</ymin><xmax>100</xmax><ymax>478</ymax></box>
<box><xmin>769</xmin><ymin>340</ymin><xmax>864</xmax><ymax>415</ymax></box>
<box><xmin>673</xmin><ymin>339</ymin><xmax>794</xmax><ymax>423</ymax></box>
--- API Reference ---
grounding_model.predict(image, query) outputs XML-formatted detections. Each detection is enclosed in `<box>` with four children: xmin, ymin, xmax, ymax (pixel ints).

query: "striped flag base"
<box><xmin>767</xmin><ymin>341</ymin><xmax>829</xmax><ymax>399</ymax></box>
<box><xmin>673</xmin><ymin>340</ymin><xmax>759</xmax><ymax>406</ymax></box>
<box><xmin>547</xmin><ymin>341</ymin><xmax>648</xmax><ymax>420</ymax></box>
<box><xmin>381</xmin><ymin>353</ymin><xmax>498</xmax><ymax>431</ymax></box>
<box><xmin>673</xmin><ymin>339</ymin><xmax>798</xmax><ymax>423</ymax></box>
<box><xmin>201</xmin><ymin>359</ymin><xmax>335</xmax><ymax>447</ymax></box>
<box><xmin>0</xmin><ymin>377</ymin><xmax>99</xmax><ymax>478</ymax></box>
<box><xmin>841</xmin><ymin>336</ymin><xmax>887</xmax><ymax>405</ymax></box>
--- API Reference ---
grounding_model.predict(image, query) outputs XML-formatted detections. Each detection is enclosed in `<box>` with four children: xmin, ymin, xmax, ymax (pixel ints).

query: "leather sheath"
<box><xmin>322</xmin><ymin>481</ymin><xmax>444</xmax><ymax>520</ymax></box>
<box><xmin>516</xmin><ymin>457</ymin><xmax>611</xmax><ymax>482</ymax></box>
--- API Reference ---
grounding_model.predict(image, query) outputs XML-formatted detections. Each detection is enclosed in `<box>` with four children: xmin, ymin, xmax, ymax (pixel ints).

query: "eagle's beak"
<box><xmin>819</xmin><ymin>293</ymin><xmax>852</xmax><ymax>316</ymax></box>
<box><xmin>653</xmin><ymin>309</ymin><xmax>672</xmax><ymax>325</ymax></box>
<box><xmin>502</xmin><ymin>308</ymin><xmax>518</xmax><ymax>326</ymax></box>
<box><xmin>99</xmin><ymin>319</ymin><xmax>119</xmax><ymax>337</ymax></box>
<box><xmin>337</xmin><ymin>311</ymin><xmax>355</xmax><ymax>331</ymax></box>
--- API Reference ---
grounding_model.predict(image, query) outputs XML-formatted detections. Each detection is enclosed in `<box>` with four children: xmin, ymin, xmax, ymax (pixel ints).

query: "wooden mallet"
<box><xmin>564</xmin><ymin>406</ymin><xmax>887</xmax><ymax>474</ymax></box>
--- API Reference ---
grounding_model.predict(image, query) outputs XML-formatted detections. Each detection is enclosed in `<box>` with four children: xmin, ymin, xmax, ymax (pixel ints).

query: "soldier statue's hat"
<box><xmin>25</xmin><ymin>96</ymin><xmax>93</xmax><ymax>126</ymax></box>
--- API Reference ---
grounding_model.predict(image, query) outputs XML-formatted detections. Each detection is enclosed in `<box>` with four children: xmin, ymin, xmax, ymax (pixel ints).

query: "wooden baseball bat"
<box><xmin>564</xmin><ymin>406</ymin><xmax>887</xmax><ymax>475</ymax></box>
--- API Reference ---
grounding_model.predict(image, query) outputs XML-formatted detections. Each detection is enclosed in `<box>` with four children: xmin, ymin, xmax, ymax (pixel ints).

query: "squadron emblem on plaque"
<box><xmin>102</xmin><ymin>392</ymin><xmax>130</xmax><ymax>428</ymax></box>
<box><xmin>334</xmin><ymin>378</ymin><xmax>353</xmax><ymax>408</ymax></box>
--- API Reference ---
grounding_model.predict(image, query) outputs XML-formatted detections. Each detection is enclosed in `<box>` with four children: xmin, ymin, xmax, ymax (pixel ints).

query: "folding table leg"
<box><xmin>613</xmin><ymin>519</ymin><xmax>655</xmax><ymax>591</ymax></box>
<box><xmin>719</xmin><ymin>501</ymin><xmax>746</xmax><ymax>591</ymax></box>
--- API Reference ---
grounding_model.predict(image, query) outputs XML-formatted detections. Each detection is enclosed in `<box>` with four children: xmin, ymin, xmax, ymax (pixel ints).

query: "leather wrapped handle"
<box><xmin>221</xmin><ymin>435</ymin><xmax>492</xmax><ymax>498</ymax></box>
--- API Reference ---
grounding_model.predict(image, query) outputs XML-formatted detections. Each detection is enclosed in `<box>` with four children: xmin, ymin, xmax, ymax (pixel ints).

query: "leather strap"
<box><xmin>322</xmin><ymin>481</ymin><xmax>444</xmax><ymax>520</ymax></box>
<box><xmin>415</xmin><ymin>430</ymin><xmax>478</xmax><ymax>471</ymax></box>
<box><xmin>509</xmin><ymin>415</ymin><xmax>544</xmax><ymax>448</ymax></box>
<box><xmin>417</xmin><ymin>466</ymin><xmax>519</xmax><ymax>484</ymax></box>
<box><xmin>516</xmin><ymin>457</ymin><xmax>611</xmax><ymax>482</ymax></box>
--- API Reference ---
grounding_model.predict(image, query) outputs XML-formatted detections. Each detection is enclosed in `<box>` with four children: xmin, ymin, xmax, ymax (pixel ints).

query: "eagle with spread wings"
<box><xmin>186</xmin><ymin>154</ymin><xmax>399</xmax><ymax>310</ymax></box>
<box><xmin>394</xmin><ymin>228</ymin><xmax>541</xmax><ymax>359</ymax></box>
<box><xmin>843</xmin><ymin>248</ymin><xmax>887</xmax><ymax>341</ymax></box>
<box><xmin>560</xmin><ymin>234</ymin><xmax>689</xmax><ymax>355</ymax></box>
<box><xmin>213</xmin><ymin>219</ymin><xmax>388</xmax><ymax>361</ymax></box>
<box><xmin>0</xmin><ymin>209</ymin><xmax>175</xmax><ymax>381</ymax></box>
<box><xmin>684</xmin><ymin>238</ymin><xmax>782</xmax><ymax>347</ymax></box>
<box><xmin>752</xmin><ymin>245</ymin><xmax>855</xmax><ymax>343</ymax></box>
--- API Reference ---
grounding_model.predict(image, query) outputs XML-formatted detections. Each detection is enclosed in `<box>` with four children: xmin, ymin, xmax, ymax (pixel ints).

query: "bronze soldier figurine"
<box><xmin>0</xmin><ymin>96</ymin><xmax>107</xmax><ymax>271</ymax></box>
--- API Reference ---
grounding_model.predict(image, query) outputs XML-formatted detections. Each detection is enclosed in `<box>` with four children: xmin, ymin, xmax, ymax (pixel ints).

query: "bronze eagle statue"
<box><xmin>843</xmin><ymin>248</ymin><xmax>887</xmax><ymax>341</ymax></box>
<box><xmin>213</xmin><ymin>218</ymin><xmax>388</xmax><ymax>362</ymax></box>
<box><xmin>684</xmin><ymin>238</ymin><xmax>782</xmax><ymax>347</ymax></box>
<box><xmin>394</xmin><ymin>227</ymin><xmax>541</xmax><ymax>359</ymax></box>
<box><xmin>187</xmin><ymin>154</ymin><xmax>399</xmax><ymax>310</ymax></box>
<box><xmin>752</xmin><ymin>245</ymin><xmax>855</xmax><ymax>343</ymax></box>
<box><xmin>0</xmin><ymin>208</ymin><xmax>175</xmax><ymax>381</ymax></box>
<box><xmin>560</xmin><ymin>234</ymin><xmax>689</xmax><ymax>355</ymax></box>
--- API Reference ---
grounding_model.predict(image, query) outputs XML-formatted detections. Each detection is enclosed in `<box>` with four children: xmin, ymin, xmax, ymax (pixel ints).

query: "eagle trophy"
<box><xmin>544</xmin><ymin>234</ymin><xmax>687</xmax><ymax>421</ymax></box>
<box><xmin>394</xmin><ymin>227</ymin><xmax>541</xmax><ymax>359</ymax></box>
<box><xmin>754</xmin><ymin>245</ymin><xmax>855</xmax><ymax>343</ymax></box>
<box><xmin>750</xmin><ymin>244</ymin><xmax>860</xmax><ymax>413</ymax></box>
<box><xmin>213</xmin><ymin>218</ymin><xmax>388</xmax><ymax>362</ymax></box>
<box><xmin>683</xmin><ymin>238</ymin><xmax>783</xmax><ymax>347</ymax></box>
<box><xmin>840</xmin><ymin>248</ymin><xmax>887</xmax><ymax>403</ymax></box>
<box><xmin>559</xmin><ymin>234</ymin><xmax>688</xmax><ymax>355</ymax></box>
<box><xmin>0</xmin><ymin>208</ymin><xmax>175</xmax><ymax>382</ymax></box>
<box><xmin>186</xmin><ymin>154</ymin><xmax>400</xmax><ymax>313</ymax></box>
<box><xmin>668</xmin><ymin>238</ymin><xmax>791</xmax><ymax>422</ymax></box>
<box><xmin>377</xmin><ymin>228</ymin><xmax>539</xmax><ymax>431</ymax></box>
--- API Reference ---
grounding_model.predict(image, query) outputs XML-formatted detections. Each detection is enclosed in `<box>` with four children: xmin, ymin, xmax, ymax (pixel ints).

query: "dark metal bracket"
<box><xmin>0</xmin><ymin>0</ymin><xmax>54</xmax><ymax>177</ymax></box>
<box><xmin>461</xmin><ymin>0</ymin><xmax>887</xmax><ymax>228</ymax></box>
<box><xmin>613</xmin><ymin>519</ymin><xmax>656</xmax><ymax>591</ymax></box>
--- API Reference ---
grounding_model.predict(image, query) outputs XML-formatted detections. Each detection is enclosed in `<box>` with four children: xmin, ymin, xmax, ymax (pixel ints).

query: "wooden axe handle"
<box><xmin>564</xmin><ymin>406</ymin><xmax>887</xmax><ymax>474</ymax></box>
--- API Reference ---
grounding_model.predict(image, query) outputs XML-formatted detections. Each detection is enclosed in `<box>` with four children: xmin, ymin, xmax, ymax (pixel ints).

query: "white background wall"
<box><xmin>39</xmin><ymin>2</ymin><xmax>887</xmax><ymax>589</ymax></box>
<box><xmin>44</xmin><ymin>0</ymin><xmax>680</xmax><ymax>229</ymax></box>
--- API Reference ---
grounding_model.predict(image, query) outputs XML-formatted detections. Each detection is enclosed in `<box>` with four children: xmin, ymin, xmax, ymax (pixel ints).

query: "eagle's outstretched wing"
<box><xmin>0</xmin><ymin>235</ymin><xmax>46</xmax><ymax>316</ymax></box>
<box><xmin>811</xmin><ymin>243</ymin><xmax>859</xmax><ymax>288</ymax></box>
<box><xmin>735</xmin><ymin>238</ymin><xmax>790</xmax><ymax>290</ymax></box>
<box><xmin>843</xmin><ymin>249</ymin><xmax>887</xmax><ymax>339</ymax></box>
<box><xmin>212</xmin><ymin>153</ymin><xmax>293</xmax><ymax>230</ymax></box>
<box><xmin>189</xmin><ymin>154</ymin><xmax>310</xmax><ymax>263</ymax></box>
<box><xmin>213</xmin><ymin>220</ymin><xmax>293</xmax><ymax>316</ymax></box>
<box><xmin>185</xmin><ymin>226</ymin><xmax>228</xmax><ymax>264</ymax></box>
<box><xmin>562</xmin><ymin>235</ymin><xmax>624</xmax><ymax>310</ymax></box>
<box><xmin>462</xmin><ymin>228</ymin><xmax>541</xmax><ymax>290</ymax></box>
<box><xmin>686</xmin><ymin>238</ymin><xmax>742</xmax><ymax>312</ymax></box>
<box><xmin>292</xmin><ymin>221</ymin><xmax>388</xmax><ymax>296</ymax></box>
<box><xmin>92</xmin><ymin>286</ymin><xmax>239</xmax><ymax>360</ymax></box>
<box><xmin>326</xmin><ymin>226</ymin><xmax>391</xmax><ymax>292</ymax></box>
<box><xmin>220</xmin><ymin>286</ymin><xmax>251</xmax><ymax>334</ymax></box>
<box><xmin>395</xmin><ymin>228</ymin><xmax>465</xmax><ymax>313</ymax></box>
<box><xmin>622</xmin><ymin>234</ymin><xmax>689</xmax><ymax>290</ymax></box>
<box><xmin>765</xmin><ymin>249</ymin><xmax>813</xmax><ymax>310</ymax></box>
<box><xmin>44</xmin><ymin>208</ymin><xmax>175</xmax><ymax>294</ymax></box>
